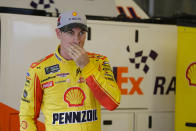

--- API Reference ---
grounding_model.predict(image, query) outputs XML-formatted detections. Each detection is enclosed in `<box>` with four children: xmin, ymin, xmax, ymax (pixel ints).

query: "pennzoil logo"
<box><xmin>64</xmin><ymin>87</ymin><xmax>85</xmax><ymax>107</ymax></box>
<box><xmin>186</xmin><ymin>62</ymin><xmax>196</xmax><ymax>86</ymax></box>
<box><xmin>52</xmin><ymin>109</ymin><xmax>97</xmax><ymax>125</ymax></box>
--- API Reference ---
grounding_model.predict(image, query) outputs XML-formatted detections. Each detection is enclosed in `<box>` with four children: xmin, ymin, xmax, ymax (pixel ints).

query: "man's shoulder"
<box><xmin>87</xmin><ymin>52</ymin><xmax>107</xmax><ymax>60</ymax></box>
<box><xmin>30</xmin><ymin>53</ymin><xmax>54</xmax><ymax>69</ymax></box>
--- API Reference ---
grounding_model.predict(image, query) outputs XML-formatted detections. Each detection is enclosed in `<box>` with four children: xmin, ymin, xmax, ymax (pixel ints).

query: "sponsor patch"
<box><xmin>104</xmin><ymin>73</ymin><xmax>113</xmax><ymax>77</ymax></box>
<box><xmin>41</xmin><ymin>76</ymin><xmax>56</xmax><ymax>83</ymax></box>
<box><xmin>23</xmin><ymin>90</ymin><xmax>28</xmax><ymax>98</ymax></box>
<box><xmin>68</xmin><ymin>17</ymin><xmax>81</xmax><ymax>21</ymax></box>
<box><xmin>64</xmin><ymin>87</ymin><xmax>85</xmax><ymax>107</ymax></box>
<box><xmin>26</xmin><ymin>72</ymin><xmax>30</xmax><ymax>77</ymax></box>
<box><xmin>103</xmin><ymin>61</ymin><xmax>109</xmax><ymax>65</ymax></box>
<box><xmin>104</xmin><ymin>72</ymin><xmax>114</xmax><ymax>81</ymax></box>
<box><xmin>55</xmin><ymin>80</ymin><xmax>66</xmax><ymax>84</ymax></box>
<box><xmin>102</xmin><ymin>63</ymin><xmax>111</xmax><ymax>69</ymax></box>
<box><xmin>52</xmin><ymin>109</ymin><xmax>98</xmax><ymax>125</ymax></box>
<box><xmin>21</xmin><ymin>98</ymin><xmax>30</xmax><ymax>103</ymax></box>
<box><xmin>56</xmin><ymin>73</ymin><xmax>69</xmax><ymax>78</ymax></box>
<box><xmin>36</xmin><ymin>66</ymin><xmax>41</xmax><ymax>69</ymax></box>
<box><xmin>21</xmin><ymin>120</ymin><xmax>28</xmax><ymax>129</ymax></box>
<box><xmin>78</xmin><ymin>77</ymin><xmax>85</xmax><ymax>83</ymax></box>
<box><xmin>26</xmin><ymin>79</ymin><xmax>30</xmax><ymax>84</ymax></box>
<box><xmin>25</xmin><ymin>83</ymin><xmax>30</xmax><ymax>87</ymax></box>
<box><xmin>45</xmin><ymin>64</ymin><xmax>60</xmax><ymax>74</ymax></box>
<box><xmin>103</xmin><ymin>67</ymin><xmax>112</xmax><ymax>71</ymax></box>
<box><xmin>42</xmin><ymin>81</ymin><xmax>54</xmax><ymax>89</ymax></box>
<box><xmin>26</xmin><ymin>76</ymin><xmax>31</xmax><ymax>80</ymax></box>
<box><xmin>105</xmin><ymin>77</ymin><xmax>115</xmax><ymax>81</ymax></box>
<box><xmin>66</xmin><ymin>79</ymin><xmax>71</xmax><ymax>83</ymax></box>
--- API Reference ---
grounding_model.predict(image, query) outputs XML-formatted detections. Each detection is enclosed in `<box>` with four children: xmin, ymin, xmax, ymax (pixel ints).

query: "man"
<box><xmin>20</xmin><ymin>10</ymin><xmax>121</xmax><ymax>131</ymax></box>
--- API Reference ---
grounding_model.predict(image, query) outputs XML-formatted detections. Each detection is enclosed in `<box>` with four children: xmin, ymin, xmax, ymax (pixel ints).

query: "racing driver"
<box><xmin>19</xmin><ymin>10</ymin><xmax>121</xmax><ymax>131</ymax></box>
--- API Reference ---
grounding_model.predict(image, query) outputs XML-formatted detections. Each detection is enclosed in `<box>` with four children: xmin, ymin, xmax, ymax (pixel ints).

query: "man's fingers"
<box><xmin>67</xmin><ymin>48</ymin><xmax>78</xmax><ymax>60</ymax></box>
<box><xmin>66</xmin><ymin>44</ymin><xmax>89</xmax><ymax>68</ymax></box>
<box><xmin>71</xmin><ymin>44</ymin><xmax>86</xmax><ymax>54</ymax></box>
<box><xmin>64</xmin><ymin>46</ymin><xmax>76</xmax><ymax>60</ymax></box>
<box><xmin>67</xmin><ymin>44</ymin><xmax>81</xmax><ymax>56</ymax></box>
<box><xmin>67</xmin><ymin>44</ymin><xmax>87</xmax><ymax>59</ymax></box>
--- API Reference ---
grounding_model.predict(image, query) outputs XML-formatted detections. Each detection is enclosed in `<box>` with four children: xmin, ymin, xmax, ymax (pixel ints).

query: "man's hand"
<box><xmin>66</xmin><ymin>44</ymin><xmax>89</xmax><ymax>68</ymax></box>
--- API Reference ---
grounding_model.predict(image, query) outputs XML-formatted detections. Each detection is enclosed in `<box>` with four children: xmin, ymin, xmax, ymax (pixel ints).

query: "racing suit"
<box><xmin>19</xmin><ymin>45</ymin><xmax>121</xmax><ymax>131</ymax></box>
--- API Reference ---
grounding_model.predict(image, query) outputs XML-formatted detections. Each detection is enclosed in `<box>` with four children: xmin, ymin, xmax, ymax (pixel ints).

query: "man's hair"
<box><xmin>59</xmin><ymin>23</ymin><xmax>88</xmax><ymax>33</ymax></box>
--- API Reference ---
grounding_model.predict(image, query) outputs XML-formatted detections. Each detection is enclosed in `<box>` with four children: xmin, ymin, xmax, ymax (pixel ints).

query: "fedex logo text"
<box><xmin>113</xmin><ymin>67</ymin><xmax>176</xmax><ymax>96</ymax></box>
<box><xmin>113</xmin><ymin>67</ymin><xmax>143</xmax><ymax>95</ymax></box>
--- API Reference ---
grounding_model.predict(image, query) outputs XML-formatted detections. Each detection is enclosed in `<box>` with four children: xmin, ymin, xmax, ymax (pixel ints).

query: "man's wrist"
<box><xmin>82</xmin><ymin>62</ymin><xmax>97</xmax><ymax>79</ymax></box>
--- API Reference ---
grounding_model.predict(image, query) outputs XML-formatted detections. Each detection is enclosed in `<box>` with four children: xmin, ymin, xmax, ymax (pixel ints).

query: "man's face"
<box><xmin>56</xmin><ymin>27</ymin><xmax>87</xmax><ymax>59</ymax></box>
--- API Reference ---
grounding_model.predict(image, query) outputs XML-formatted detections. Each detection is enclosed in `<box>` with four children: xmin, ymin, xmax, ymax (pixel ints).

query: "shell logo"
<box><xmin>186</xmin><ymin>62</ymin><xmax>196</xmax><ymax>86</ymax></box>
<box><xmin>64</xmin><ymin>87</ymin><xmax>85</xmax><ymax>107</ymax></box>
<box><xmin>72</xmin><ymin>12</ymin><xmax>77</xmax><ymax>16</ymax></box>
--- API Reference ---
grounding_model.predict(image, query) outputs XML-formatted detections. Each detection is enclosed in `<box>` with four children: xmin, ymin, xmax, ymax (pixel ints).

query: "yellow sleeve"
<box><xmin>19</xmin><ymin>67</ymin><xmax>43</xmax><ymax>131</ymax></box>
<box><xmin>82</xmin><ymin>56</ymin><xmax>121</xmax><ymax>110</ymax></box>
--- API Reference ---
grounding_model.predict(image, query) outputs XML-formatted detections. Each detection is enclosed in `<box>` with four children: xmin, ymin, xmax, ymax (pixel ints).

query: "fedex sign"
<box><xmin>113</xmin><ymin>67</ymin><xmax>143</xmax><ymax>95</ymax></box>
<box><xmin>113</xmin><ymin>67</ymin><xmax>175</xmax><ymax>96</ymax></box>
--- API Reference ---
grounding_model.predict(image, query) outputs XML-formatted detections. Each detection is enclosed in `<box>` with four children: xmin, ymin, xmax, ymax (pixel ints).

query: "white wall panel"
<box><xmin>135</xmin><ymin>112</ymin><xmax>174</xmax><ymax>131</ymax></box>
<box><xmin>101</xmin><ymin>110</ymin><xmax>134</xmax><ymax>131</ymax></box>
<box><xmin>0</xmin><ymin>13</ymin><xmax>58</xmax><ymax>110</ymax></box>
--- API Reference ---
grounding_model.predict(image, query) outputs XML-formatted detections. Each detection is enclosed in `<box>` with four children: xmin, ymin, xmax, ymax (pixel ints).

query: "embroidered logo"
<box><xmin>42</xmin><ymin>81</ymin><xmax>54</xmax><ymax>89</ymax></box>
<box><xmin>64</xmin><ymin>87</ymin><xmax>85</xmax><ymax>107</ymax></box>
<box><xmin>45</xmin><ymin>64</ymin><xmax>60</xmax><ymax>74</ymax></box>
<box><xmin>56</xmin><ymin>73</ymin><xmax>69</xmax><ymax>77</ymax></box>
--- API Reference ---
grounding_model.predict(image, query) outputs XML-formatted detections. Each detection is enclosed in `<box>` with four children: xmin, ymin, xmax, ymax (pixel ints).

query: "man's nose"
<box><xmin>73</xmin><ymin>35</ymin><xmax>80</xmax><ymax>44</ymax></box>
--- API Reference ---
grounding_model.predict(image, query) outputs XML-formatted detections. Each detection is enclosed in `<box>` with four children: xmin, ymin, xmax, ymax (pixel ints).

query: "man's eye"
<box><xmin>67</xmin><ymin>31</ymin><xmax>74</xmax><ymax>35</ymax></box>
<box><xmin>80</xmin><ymin>31</ymin><xmax>85</xmax><ymax>35</ymax></box>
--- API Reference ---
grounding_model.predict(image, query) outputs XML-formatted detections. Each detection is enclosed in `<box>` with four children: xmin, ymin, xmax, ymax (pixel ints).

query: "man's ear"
<box><xmin>55</xmin><ymin>28</ymin><xmax>61</xmax><ymax>39</ymax></box>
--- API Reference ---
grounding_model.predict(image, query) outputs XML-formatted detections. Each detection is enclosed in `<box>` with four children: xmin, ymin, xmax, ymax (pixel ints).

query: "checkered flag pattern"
<box><xmin>126</xmin><ymin>45</ymin><xmax>158</xmax><ymax>74</ymax></box>
<box><xmin>30</xmin><ymin>0</ymin><xmax>59</xmax><ymax>14</ymax></box>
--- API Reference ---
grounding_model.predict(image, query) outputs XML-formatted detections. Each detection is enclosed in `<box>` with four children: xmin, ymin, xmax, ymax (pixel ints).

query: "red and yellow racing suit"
<box><xmin>19</xmin><ymin>45</ymin><xmax>121</xmax><ymax>131</ymax></box>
